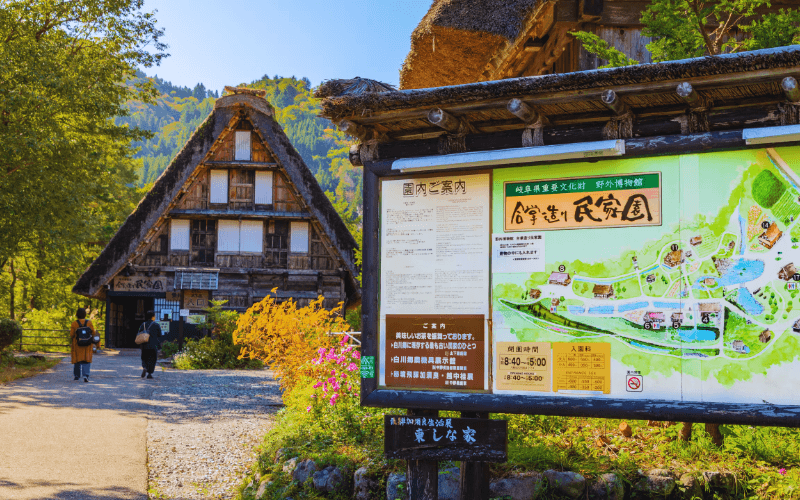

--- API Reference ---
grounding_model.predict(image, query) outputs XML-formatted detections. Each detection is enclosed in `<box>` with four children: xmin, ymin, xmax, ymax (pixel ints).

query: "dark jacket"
<box><xmin>138</xmin><ymin>320</ymin><xmax>162</xmax><ymax>350</ymax></box>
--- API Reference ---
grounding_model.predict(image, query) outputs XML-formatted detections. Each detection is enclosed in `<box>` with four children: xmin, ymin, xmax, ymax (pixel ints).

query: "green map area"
<box><xmin>493</xmin><ymin>148</ymin><xmax>800</xmax><ymax>387</ymax></box>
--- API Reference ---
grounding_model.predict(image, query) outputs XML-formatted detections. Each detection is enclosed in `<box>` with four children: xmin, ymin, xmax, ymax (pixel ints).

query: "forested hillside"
<box><xmin>119</xmin><ymin>71</ymin><xmax>362</xmax><ymax>218</ymax></box>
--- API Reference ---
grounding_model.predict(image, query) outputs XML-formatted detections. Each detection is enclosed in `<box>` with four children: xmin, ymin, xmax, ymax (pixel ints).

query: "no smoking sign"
<box><xmin>626</xmin><ymin>374</ymin><xmax>643</xmax><ymax>392</ymax></box>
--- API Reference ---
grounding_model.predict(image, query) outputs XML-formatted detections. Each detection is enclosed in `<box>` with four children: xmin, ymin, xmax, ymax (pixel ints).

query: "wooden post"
<box><xmin>782</xmin><ymin>76</ymin><xmax>800</xmax><ymax>103</ymax></box>
<box><xmin>459</xmin><ymin>412</ymin><xmax>491</xmax><ymax>500</ymax></box>
<box><xmin>407</xmin><ymin>408</ymin><xmax>439</xmax><ymax>500</ymax></box>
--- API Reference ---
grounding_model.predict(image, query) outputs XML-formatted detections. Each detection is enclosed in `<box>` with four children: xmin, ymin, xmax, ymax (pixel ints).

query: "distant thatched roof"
<box><xmin>400</xmin><ymin>0</ymin><xmax>540</xmax><ymax>89</ymax></box>
<box><xmin>321</xmin><ymin>47</ymin><xmax>800</xmax><ymax>124</ymax></box>
<box><xmin>315</xmin><ymin>78</ymin><xmax>396</xmax><ymax>99</ymax></box>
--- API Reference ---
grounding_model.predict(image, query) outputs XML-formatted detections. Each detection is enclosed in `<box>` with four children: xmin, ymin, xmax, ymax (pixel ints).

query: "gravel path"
<box><xmin>146</xmin><ymin>363</ymin><xmax>282</xmax><ymax>499</ymax></box>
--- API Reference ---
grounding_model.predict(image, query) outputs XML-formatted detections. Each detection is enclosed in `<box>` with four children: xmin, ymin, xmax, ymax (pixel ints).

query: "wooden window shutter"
<box><xmin>240</xmin><ymin>220</ymin><xmax>263</xmax><ymax>253</ymax></box>
<box><xmin>217</xmin><ymin>220</ymin><xmax>240</xmax><ymax>252</ymax></box>
<box><xmin>290</xmin><ymin>221</ymin><xmax>309</xmax><ymax>253</ymax></box>
<box><xmin>170</xmin><ymin>219</ymin><xmax>190</xmax><ymax>250</ymax></box>
<box><xmin>255</xmin><ymin>171</ymin><xmax>273</xmax><ymax>205</ymax></box>
<box><xmin>209</xmin><ymin>169</ymin><xmax>229</xmax><ymax>204</ymax></box>
<box><xmin>235</xmin><ymin>131</ymin><xmax>251</xmax><ymax>161</ymax></box>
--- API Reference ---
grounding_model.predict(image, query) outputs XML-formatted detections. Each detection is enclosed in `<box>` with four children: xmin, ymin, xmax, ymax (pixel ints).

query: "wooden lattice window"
<box><xmin>310</xmin><ymin>226</ymin><xmax>335</xmax><ymax>270</ymax></box>
<box><xmin>191</xmin><ymin>220</ymin><xmax>216</xmax><ymax>265</ymax></box>
<box><xmin>264</xmin><ymin>220</ymin><xmax>288</xmax><ymax>268</ymax></box>
<box><xmin>230</xmin><ymin>169</ymin><xmax>255</xmax><ymax>210</ymax></box>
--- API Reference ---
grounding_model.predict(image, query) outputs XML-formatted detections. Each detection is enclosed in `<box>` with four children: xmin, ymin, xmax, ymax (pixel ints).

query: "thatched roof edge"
<box><xmin>323</xmin><ymin>46</ymin><xmax>800</xmax><ymax>121</ymax></box>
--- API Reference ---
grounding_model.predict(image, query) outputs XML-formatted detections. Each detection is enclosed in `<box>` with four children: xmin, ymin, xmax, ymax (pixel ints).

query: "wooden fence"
<box><xmin>16</xmin><ymin>329</ymin><xmax>105</xmax><ymax>352</ymax></box>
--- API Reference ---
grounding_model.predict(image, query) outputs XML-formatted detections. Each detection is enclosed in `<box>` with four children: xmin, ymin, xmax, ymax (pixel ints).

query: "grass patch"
<box><xmin>0</xmin><ymin>353</ymin><xmax>62</xmax><ymax>384</ymax></box>
<box><xmin>243</xmin><ymin>400</ymin><xmax>800</xmax><ymax>500</ymax></box>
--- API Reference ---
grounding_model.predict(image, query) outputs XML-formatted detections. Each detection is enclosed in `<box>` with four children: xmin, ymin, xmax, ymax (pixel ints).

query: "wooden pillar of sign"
<box><xmin>407</xmin><ymin>408</ymin><xmax>439</xmax><ymax>500</ymax></box>
<box><xmin>459</xmin><ymin>412</ymin><xmax>491</xmax><ymax>500</ymax></box>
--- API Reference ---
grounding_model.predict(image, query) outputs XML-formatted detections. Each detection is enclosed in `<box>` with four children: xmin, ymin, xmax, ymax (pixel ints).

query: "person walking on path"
<box><xmin>139</xmin><ymin>310</ymin><xmax>162</xmax><ymax>379</ymax></box>
<box><xmin>70</xmin><ymin>307</ymin><xmax>98</xmax><ymax>382</ymax></box>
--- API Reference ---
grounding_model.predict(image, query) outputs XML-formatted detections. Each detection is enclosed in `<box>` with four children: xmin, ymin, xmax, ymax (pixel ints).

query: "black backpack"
<box><xmin>75</xmin><ymin>320</ymin><xmax>93</xmax><ymax>347</ymax></box>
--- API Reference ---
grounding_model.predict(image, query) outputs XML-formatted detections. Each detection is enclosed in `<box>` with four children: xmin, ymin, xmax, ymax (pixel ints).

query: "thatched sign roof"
<box><xmin>319</xmin><ymin>47</ymin><xmax>800</xmax><ymax>153</ymax></box>
<box><xmin>74</xmin><ymin>93</ymin><xmax>360</xmax><ymax>300</ymax></box>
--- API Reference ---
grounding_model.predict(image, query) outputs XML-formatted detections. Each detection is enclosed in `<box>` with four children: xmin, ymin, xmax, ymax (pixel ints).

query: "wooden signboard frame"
<box><xmin>361</xmin><ymin>132</ymin><xmax>800</xmax><ymax>427</ymax></box>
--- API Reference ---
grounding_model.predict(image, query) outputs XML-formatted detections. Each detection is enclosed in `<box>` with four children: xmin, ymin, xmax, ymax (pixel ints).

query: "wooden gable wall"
<box><xmin>130</xmin><ymin>114</ymin><xmax>350</xmax><ymax>311</ymax></box>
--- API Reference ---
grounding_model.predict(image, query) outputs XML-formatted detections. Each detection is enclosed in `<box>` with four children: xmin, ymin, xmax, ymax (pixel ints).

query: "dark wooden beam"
<box><xmin>131</xmin><ymin>265</ymin><xmax>341</xmax><ymax>276</ymax></box>
<box><xmin>203</xmin><ymin>161</ymin><xmax>277</xmax><ymax>168</ymax></box>
<box><xmin>169</xmin><ymin>209</ymin><xmax>310</xmax><ymax>219</ymax></box>
<box><xmin>782</xmin><ymin>76</ymin><xmax>800</xmax><ymax>103</ymax></box>
<box><xmin>427</xmin><ymin>108</ymin><xmax>463</xmax><ymax>133</ymax></box>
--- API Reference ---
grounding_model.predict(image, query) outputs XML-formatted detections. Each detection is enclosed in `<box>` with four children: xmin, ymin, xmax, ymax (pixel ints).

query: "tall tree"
<box><xmin>0</xmin><ymin>0</ymin><xmax>168</xmax><ymax>265</ymax></box>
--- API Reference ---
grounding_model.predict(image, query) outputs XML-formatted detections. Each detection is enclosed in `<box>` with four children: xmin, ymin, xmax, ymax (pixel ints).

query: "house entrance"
<box><xmin>107</xmin><ymin>295</ymin><xmax>155</xmax><ymax>348</ymax></box>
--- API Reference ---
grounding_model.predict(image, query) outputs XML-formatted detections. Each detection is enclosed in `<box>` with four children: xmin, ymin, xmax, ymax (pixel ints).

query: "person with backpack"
<box><xmin>70</xmin><ymin>308</ymin><xmax>99</xmax><ymax>382</ymax></box>
<box><xmin>136</xmin><ymin>310</ymin><xmax>162</xmax><ymax>379</ymax></box>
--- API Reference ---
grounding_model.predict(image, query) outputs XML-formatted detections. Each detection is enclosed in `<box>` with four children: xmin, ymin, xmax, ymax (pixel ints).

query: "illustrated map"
<box><xmin>492</xmin><ymin>147</ymin><xmax>800</xmax><ymax>403</ymax></box>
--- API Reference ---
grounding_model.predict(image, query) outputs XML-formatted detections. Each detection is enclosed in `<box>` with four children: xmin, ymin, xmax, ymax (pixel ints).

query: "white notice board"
<box><xmin>379</xmin><ymin>173</ymin><xmax>490</xmax><ymax>387</ymax></box>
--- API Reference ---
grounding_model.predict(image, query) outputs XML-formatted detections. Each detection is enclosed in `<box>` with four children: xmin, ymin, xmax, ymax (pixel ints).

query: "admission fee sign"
<box><xmin>362</xmin><ymin>144</ymin><xmax>800</xmax><ymax>425</ymax></box>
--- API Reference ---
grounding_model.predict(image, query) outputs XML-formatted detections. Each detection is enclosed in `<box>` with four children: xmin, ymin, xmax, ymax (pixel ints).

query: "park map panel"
<box><xmin>492</xmin><ymin>147</ymin><xmax>800</xmax><ymax>405</ymax></box>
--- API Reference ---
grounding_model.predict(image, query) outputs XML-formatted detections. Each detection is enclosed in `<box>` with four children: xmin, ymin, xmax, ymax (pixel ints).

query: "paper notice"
<box><xmin>495</xmin><ymin>342</ymin><xmax>551</xmax><ymax>391</ymax></box>
<box><xmin>380</xmin><ymin>174</ymin><xmax>490</xmax><ymax>316</ymax></box>
<box><xmin>492</xmin><ymin>232</ymin><xmax>545</xmax><ymax>273</ymax></box>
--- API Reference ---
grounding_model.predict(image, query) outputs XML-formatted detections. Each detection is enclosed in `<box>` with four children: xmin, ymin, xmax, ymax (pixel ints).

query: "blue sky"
<box><xmin>142</xmin><ymin>0</ymin><xmax>431</xmax><ymax>92</ymax></box>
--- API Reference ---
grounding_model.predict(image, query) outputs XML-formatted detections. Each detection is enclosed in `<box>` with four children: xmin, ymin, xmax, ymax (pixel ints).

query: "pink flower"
<box><xmin>780</xmin><ymin>468</ymin><xmax>787</xmax><ymax>475</ymax></box>
<box><xmin>352</xmin><ymin>351</ymin><xmax>361</xmax><ymax>360</ymax></box>
<box><xmin>313</xmin><ymin>381</ymin><xmax>322</xmax><ymax>388</ymax></box>
<box><xmin>348</xmin><ymin>363</ymin><xmax>358</xmax><ymax>372</ymax></box>
<box><xmin>318</xmin><ymin>347</ymin><xmax>327</xmax><ymax>354</ymax></box>
<box><xmin>340</xmin><ymin>336</ymin><xmax>347</xmax><ymax>346</ymax></box>
<box><xmin>306</xmin><ymin>406</ymin><xmax>312</xmax><ymax>412</ymax></box>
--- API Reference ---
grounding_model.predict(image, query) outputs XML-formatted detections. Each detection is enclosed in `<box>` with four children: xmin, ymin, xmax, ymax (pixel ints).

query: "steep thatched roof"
<box><xmin>315</xmin><ymin>78</ymin><xmax>396</xmax><ymax>99</ymax></box>
<box><xmin>322</xmin><ymin>46</ymin><xmax>800</xmax><ymax>124</ymax></box>
<box><xmin>74</xmin><ymin>93</ymin><xmax>360</xmax><ymax>301</ymax></box>
<box><xmin>400</xmin><ymin>0</ymin><xmax>540</xmax><ymax>89</ymax></box>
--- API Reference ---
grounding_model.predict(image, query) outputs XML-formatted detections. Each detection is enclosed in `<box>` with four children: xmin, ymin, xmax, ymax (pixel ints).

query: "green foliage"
<box><xmin>0</xmin><ymin>318</ymin><xmax>22</xmax><ymax>350</ymax></box>
<box><xmin>0</xmin><ymin>0</ymin><xmax>166</xmax><ymax>264</ymax></box>
<box><xmin>173</xmin><ymin>335</ymin><xmax>262</xmax><ymax>370</ymax></box>
<box><xmin>739</xmin><ymin>8</ymin><xmax>800</xmax><ymax>51</ymax></box>
<box><xmin>160</xmin><ymin>340</ymin><xmax>179</xmax><ymax>358</ymax></box>
<box><xmin>574</xmin><ymin>0</ymin><xmax>800</xmax><ymax>66</ymax></box>
<box><xmin>752</xmin><ymin>170</ymin><xmax>787</xmax><ymax>209</ymax></box>
<box><xmin>570</xmin><ymin>31</ymin><xmax>639</xmax><ymax>68</ymax></box>
<box><xmin>173</xmin><ymin>301</ymin><xmax>262</xmax><ymax>370</ymax></box>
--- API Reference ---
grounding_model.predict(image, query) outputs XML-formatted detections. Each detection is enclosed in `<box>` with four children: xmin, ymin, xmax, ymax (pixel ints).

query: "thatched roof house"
<box><xmin>75</xmin><ymin>89</ymin><xmax>360</xmax><ymax>347</ymax></box>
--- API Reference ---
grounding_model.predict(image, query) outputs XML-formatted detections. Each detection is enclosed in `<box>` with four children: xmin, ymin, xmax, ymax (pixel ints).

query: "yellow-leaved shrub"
<box><xmin>233</xmin><ymin>290</ymin><xmax>349</xmax><ymax>393</ymax></box>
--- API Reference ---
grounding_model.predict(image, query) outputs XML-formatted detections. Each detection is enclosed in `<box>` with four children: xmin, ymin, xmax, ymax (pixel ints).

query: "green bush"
<box><xmin>161</xmin><ymin>340</ymin><xmax>179</xmax><ymax>358</ymax></box>
<box><xmin>0</xmin><ymin>318</ymin><xmax>23</xmax><ymax>351</ymax></box>
<box><xmin>172</xmin><ymin>300</ymin><xmax>262</xmax><ymax>370</ymax></box>
<box><xmin>173</xmin><ymin>335</ymin><xmax>262</xmax><ymax>370</ymax></box>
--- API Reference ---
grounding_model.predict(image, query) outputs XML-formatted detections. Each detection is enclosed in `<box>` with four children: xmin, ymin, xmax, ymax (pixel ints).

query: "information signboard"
<box><xmin>366</xmin><ymin>145</ymin><xmax>800</xmax><ymax>424</ymax></box>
